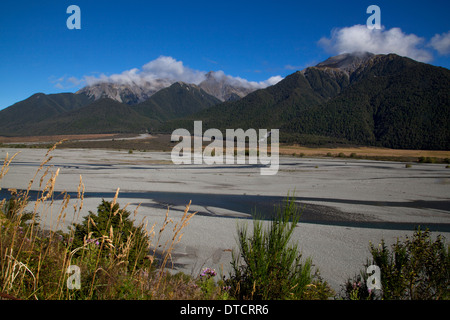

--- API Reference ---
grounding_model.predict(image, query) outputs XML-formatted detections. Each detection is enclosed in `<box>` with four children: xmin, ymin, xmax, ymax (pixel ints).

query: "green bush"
<box><xmin>228</xmin><ymin>195</ymin><xmax>332</xmax><ymax>300</ymax></box>
<box><xmin>418</xmin><ymin>157</ymin><xmax>437</xmax><ymax>164</ymax></box>
<box><xmin>70</xmin><ymin>200</ymin><xmax>150</xmax><ymax>272</ymax></box>
<box><xmin>342</xmin><ymin>228</ymin><xmax>449</xmax><ymax>300</ymax></box>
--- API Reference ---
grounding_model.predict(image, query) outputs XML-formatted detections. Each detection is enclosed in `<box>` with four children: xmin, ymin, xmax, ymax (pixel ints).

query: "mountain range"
<box><xmin>164</xmin><ymin>52</ymin><xmax>449</xmax><ymax>150</ymax></box>
<box><xmin>76</xmin><ymin>70</ymin><xmax>254</xmax><ymax>105</ymax></box>
<box><xmin>0</xmin><ymin>52</ymin><xmax>449</xmax><ymax>150</ymax></box>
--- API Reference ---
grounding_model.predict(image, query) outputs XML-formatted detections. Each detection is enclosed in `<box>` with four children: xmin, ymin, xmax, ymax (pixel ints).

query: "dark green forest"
<box><xmin>162</xmin><ymin>54</ymin><xmax>449</xmax><ymax>150</ymax></box>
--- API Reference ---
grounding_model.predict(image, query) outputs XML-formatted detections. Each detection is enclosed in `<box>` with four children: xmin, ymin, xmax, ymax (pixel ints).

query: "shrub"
<box><xmin>227</xmin><ymin>195</ymin><xmax>333</xmax><ymax>300</ymax></box>
<box><xmin>70</xmin><ymin>199</ymin><xmax>150</xmax><ymax>273</ymax></box>
<box><xmin>342</xmin><ymin>228</ymin><xmax>449</xmax><ymax>300</ymax></box>
<box><xmin>418</xmin><ymin>157</ymin><xmax>437</xmax><ymax>164</ymax></box>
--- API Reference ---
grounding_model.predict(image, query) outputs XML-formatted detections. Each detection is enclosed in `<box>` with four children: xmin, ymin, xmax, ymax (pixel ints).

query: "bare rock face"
<box><xmin>315</xmin><ymin>52</ymin><xmax>375</xmax><ymax>74</ymax></box>
<box><xmin>199</xmin><ymin>71</ymin><xmax>257</xmax><ymax>102</ymax></box>
<box><xmin>76</xmin><ymin>71</ymin><xmax>258</xmax><ymax>104</ymax></box>
<box><xmin>76</xmin><ymin>78</ymin><xmax>173</xmax><ymax>105</ymax></box>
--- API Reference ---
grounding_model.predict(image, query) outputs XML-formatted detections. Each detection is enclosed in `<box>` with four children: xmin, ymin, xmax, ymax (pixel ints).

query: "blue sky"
<box><xmin>0</xmin><ymin>0</ymin><xmax>449</xmax><ymax>110</ymax></box>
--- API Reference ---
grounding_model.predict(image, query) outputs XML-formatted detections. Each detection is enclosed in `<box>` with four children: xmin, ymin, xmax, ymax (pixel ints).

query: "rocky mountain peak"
<box><xmin>75</xmin><ymin>70</ymin><xmax>258</xmax><ymax>104</ymax></box>
<box><xmin>315</xmin><ymin>52</ymin><xmax>375</xmax><ymax>74</ymax></box>
<box><xmin>76</xmin><ymin>79</ymin><xmax>173</xmax><ymax>105</ymax></box>
<box><xmin>198</xmin><ymin>71</ymin><xmax>255</xmax><ymax>102</ymax></box>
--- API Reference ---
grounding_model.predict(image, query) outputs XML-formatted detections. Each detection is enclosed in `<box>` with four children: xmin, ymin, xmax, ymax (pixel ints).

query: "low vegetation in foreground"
<box><xmin>342</xmin><ymin>228</ymin><xmax>449</xmax><ymax>300</ymax></box>
<box><xmin>227</xmin><ymin>196</ymin><xmax>333</xmax><ymax>300</ymax></box>
<box><xmin>0</xmin><ymin>143</ymin><xmax>449</xmax><ymax>300</ymax></box>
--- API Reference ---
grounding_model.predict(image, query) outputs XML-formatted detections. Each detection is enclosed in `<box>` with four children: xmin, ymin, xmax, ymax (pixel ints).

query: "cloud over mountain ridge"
<box><xmin>81</xmin><ymin>56</ymin><xmax>282</xmax><ymax>90</ymax></box>
<box><xmin>318</xmin><ymin>25</ymin><xmax>450</xmax><ymax>63</ymax></box>
<box><xmin>75</xmin><ymin>56</ymin><xmax>284</xmax><ymax>104</ymax></box>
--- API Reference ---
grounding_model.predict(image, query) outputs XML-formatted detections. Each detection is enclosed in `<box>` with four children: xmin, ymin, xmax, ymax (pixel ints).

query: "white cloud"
<box><xmin>50</xmin><ymin>75</ymin><xmax>84</xmax><ymax>89</ymax></box>
<box><xmin>81</xmin><ymin>56</ymin><xmax>204</xmax><ymax>87</ymax></box>
<box><xmin>261</xmin><ymin>75</ymin><xmax>284</xmax><ymax>87</ymax></box>
<box><xmin>208</xmin><ymin>70</ymin><xmax>283</xmax><ymax>89</ymax></box>
<box><xmin>318</xmin><ymin>24</ymin><xmax>433</xmax><ymax>63</ymax></box>
<box><xmin>82</xmin><ymin>56</ymin><xmax>282</xmax><ymax>89</ymax></box>
<box><xmin>429</xmin><ymin>31</ymin><xmax>450</xmax><ymax>55</ymax></box>
<box><xmin>141</xmin><ymin>56</ymin><xmax>206</xmax><ymax>84</ymax></box>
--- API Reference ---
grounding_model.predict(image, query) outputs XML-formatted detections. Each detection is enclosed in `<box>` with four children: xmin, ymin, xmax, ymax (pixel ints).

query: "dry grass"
<box><xmin>0</xmin><ymin>141</ymin><xmax>84</xmax><ymax>299</ymax></box>
<box><xmin>280</xmin><ymin>144</ymin><xmax>450</xmax><ymax>161</ymax></box>
<box><xmin>150</xmin><ymin>201</ymin><xmax>196</xmax><ymax>291</ymax></box>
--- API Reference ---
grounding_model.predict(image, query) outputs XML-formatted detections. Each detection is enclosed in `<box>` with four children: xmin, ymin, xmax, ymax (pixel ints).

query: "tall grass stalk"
<box><xmin>0</xmin><ymin>142</ymin><xmax>86</xmax><ymax>299</ymax></box>
<box><xmin>0</xmin><ymin>142</ymin><xmax>198</xmax><ymax>299</ymax></box>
